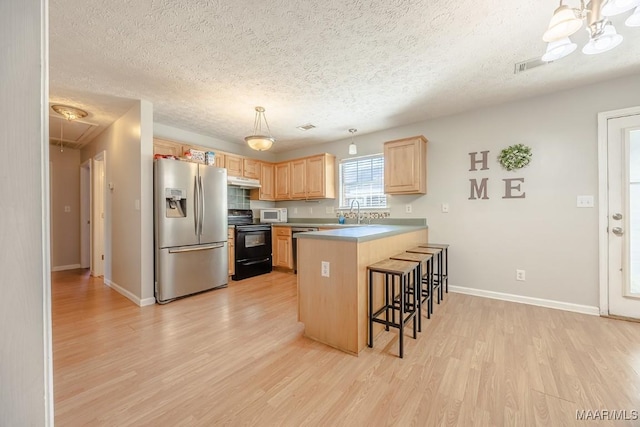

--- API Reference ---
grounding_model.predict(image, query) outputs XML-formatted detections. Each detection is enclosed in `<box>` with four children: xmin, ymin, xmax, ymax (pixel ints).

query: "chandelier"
<box><xmin>244</xmin><ymin>106</ymin><xmax>275</xmax><ymax>151</ymax></box>
<box><xmin>541</xmin><ymin>0</ymin><xmax>640</xmax><ymax>62</ymax></box>
<box><xmin>51</xmin><ymin>104</ymin><xmax>89</xmax><ymax>152</ymax></box>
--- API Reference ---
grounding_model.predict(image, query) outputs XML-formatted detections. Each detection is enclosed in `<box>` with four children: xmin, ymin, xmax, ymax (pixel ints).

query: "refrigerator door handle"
<box><xmin>194</xmin><ymin>175</ymin><xmax>200</xmax><ymax>236</ymax></box>
<box><xmin>199</xmin><ymin>175</ymin><xmax>205</xmax><ymax>236</ymax></box>
<box><xmin>169</xmin><ymin>243</ymin><xmax>225</xmax><ymax>253</ymax></box>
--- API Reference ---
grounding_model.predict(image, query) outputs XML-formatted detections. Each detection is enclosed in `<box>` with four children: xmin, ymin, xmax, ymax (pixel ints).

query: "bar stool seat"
<box><xmin>389</xmin><ymin>252</ymin><xmax>434</xmax><ymax>328</ymax></box>
<box><xmin>420</xmin><ymin>243</ymin><xmax>449</xmax><ymax>294</ymax></box>
<box><xmin>406</xmin><ymin>247</ymin><xmax>444</xmax><ymax>304</ymax></box>
<box><xmin>367</xmin><ymin>258</ymin><xmax>419</xmax><ymax>358</ymax></box>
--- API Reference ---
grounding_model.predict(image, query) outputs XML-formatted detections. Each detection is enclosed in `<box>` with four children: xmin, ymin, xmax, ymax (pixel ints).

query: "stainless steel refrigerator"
<box><xmin>154</xmin><ymin>159</ymin><xmax>228</xmax><ymax>303</ymax></box>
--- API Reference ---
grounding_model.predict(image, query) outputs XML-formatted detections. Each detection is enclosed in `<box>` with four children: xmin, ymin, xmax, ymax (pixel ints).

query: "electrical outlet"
<box><xmin>309</xmin><ymin>207</ymin><xmax>313</xmax><ymax>214</ymax></box>
<box><xmin>405</xmin><ymin>204</ymin><xmax>412</xmax><ymax>214</ymax></box>
<box><xmin>293</xmin><ymin>207</ymin><xmax>298</xmax><ymax>214</ymax></box>
<box><xmin>441</xmin><ymin>203</ymin><xmax>449</xmax><ymax>213</ymax></box>
<box><xmin>577</xmin><ymin>195</ymin><xmax>594</xmax><ymax>208</ymax></box>
<box><xmin>64</xmin><ymin>205</ymin><xmax>71</xmax><ymax>213</ymax></box>
<box><xmin>321</xmin><ymin>261</ymin><xmax>330</xmax><ymax>277</ymax></box>
<box><xmin>516</xmin><ymin>269</ymin><xmax>526</xmax><ymax>281</ymax></box>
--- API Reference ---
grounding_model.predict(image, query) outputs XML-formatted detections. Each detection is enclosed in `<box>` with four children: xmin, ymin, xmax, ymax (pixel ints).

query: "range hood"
<box><xmin>227</xmin><ymin>176</ymin><xmax>261</xmax><ymax>189</ymax></box>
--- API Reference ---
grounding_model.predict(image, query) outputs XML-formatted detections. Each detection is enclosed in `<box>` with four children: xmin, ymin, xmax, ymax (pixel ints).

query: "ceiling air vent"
<box><xmin>296</xmin><ymin>123</ymin><xmax>316</xmax><ymax>131</ymax></box>
<box><xmin>514</xmin><ymin>57</ymin><xmax>548</xmax><ymax>74</ymax></box>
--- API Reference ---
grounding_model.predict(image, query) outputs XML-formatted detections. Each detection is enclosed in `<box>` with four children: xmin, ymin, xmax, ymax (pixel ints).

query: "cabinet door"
<box><xmin>274</xmin><ymin>235</ymin><xmax>292</xmax><ymax>268</ymax></box>
<box><xmin>215</xmin><ymin>153</ymin><xmax>225</xmax><ymax>168</ymax></box>
<box><xmin>228</xmin><ymin>229</ymin><xmax>235</xmax><ymax>275</ymax></box>
<box><xmin>225</xmin><ymin>154</ymin><xmax>243</xmax><ymax>177</ymax></box>
<box><xmin>153</xmin><ymin>138</ymin><xmax>183</xmax><ymax>157</ymax></box>
<box><xmin>275</xmin><ymin>162</ymin><xmax>291</xmax><ymax>200</ymax></box>
<box><xmin>290</xmin><ymin>159</ymin><xmax>307</xmax><ymax>199</ymax></box>
<box><xmin>259</xmin><ymin>163</ymin><xmax>275</xmax><ymax>200</ymax></box>
<box><xmin>243</xmin><ymin>158</ymin><xmax>260</xmax><ymax>179</ymax></box>
<box><xmin>384</xmin><ymin>136</ymin><xmax>427</xmax><ymax>194</ymax></box>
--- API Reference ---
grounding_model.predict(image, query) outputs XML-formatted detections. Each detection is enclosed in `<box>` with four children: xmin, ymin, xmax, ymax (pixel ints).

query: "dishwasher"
<box><xmin>291</xmin><ymin>227</ymin><xmax>319</xmax><ymax>273</ymax></box>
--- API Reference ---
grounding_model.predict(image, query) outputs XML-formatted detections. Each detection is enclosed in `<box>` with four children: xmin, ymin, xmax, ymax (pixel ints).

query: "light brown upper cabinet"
<box><xmin>251</xmin><ymin>162</ymin><xmax>275</xmax><ymax>201</ymax></box>
<box><xmin>384</xmin><ymin>136</ymin><xmax>427</xmax><ymax>195</ymax></box>
<box><xmin>153</xmin><ymin>138</ymin><xmax>183</xmax><ymax>157</ymax></box>
<box><xmin>214</xmin><ymin>153</ymin><xmax>225</xmax><ymax>168</ymax></box>
<box><xmin>290</xmin><ymin>159</ymin><xmax>307</xmax><ymax>199</ymax></box>
<box><xmin>275</xmin><ymin>162</ymin><xmax>291</xmax><ymax>200</ymax></box>
<box><xmin>305</xmin><ymin>154</ymin><xmax>335</xmax><ymax>199</ymax></box>
<box><xmin>278</xmin><ymin>154</ymin><xmax>336</xmax><ymax>201</ymax></box>
<box><xmin>225</xmin><ymin>154</ymin><xmax>243</xmax><ymax>177</ymax></box>
<box><xmin>243</xmin><ymin>158</ymin><xmax>260</xmax><ymax>179</ymax></box>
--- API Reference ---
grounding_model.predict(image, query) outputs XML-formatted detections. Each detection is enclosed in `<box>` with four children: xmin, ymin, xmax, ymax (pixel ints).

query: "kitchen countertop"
<box><xmin>294</xmin><ymin>225</ymin><xmax>428</xmax><ymax>243</ymax></box>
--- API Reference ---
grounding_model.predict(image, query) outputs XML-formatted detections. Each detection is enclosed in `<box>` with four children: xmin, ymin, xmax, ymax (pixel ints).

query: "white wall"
<box><xmin>0</xmin><ymin>0</ymin><xmax>52</xmax><ymax>425</ymax></box>
<box><xmin>82</xmin><ymin>101</ymin><xmax>155</xmax><ymax>305</ymax></box>
<box><xmin>50</xmin><ymin>146</ymin><xmax>81</xmax><ymax>269</ymax></box>
<box><xmin>274</xmin><ymin>74</ymin><xmax>640</xmax><ymax>310</ymax></box>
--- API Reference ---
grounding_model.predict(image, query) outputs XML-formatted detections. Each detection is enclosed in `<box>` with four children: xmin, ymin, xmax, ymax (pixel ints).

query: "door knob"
<box><xmin>612</xmin><ymin>227</ymin><xmax>624</xmax><ymax>236</ymax></box>
<box><xmin>612</xmin><ymin>213</ymin><xmax>623</xmax><ymax>220</ymax></box>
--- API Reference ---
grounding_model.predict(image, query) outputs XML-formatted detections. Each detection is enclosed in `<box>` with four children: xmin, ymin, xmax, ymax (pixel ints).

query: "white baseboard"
<box><xmin>450</xmin><ymin>285</ymin><xmax>600</xmax><ymax>316</ymax></box>
<box><xmin>51</xmin><ymin>264</ymin><xmax>82</xmax><ymax>272</ymax></box>
<box><xmin>104</xmin><ymin>279</ymin><xmax>156</xmax><ymax>307</ymax></box>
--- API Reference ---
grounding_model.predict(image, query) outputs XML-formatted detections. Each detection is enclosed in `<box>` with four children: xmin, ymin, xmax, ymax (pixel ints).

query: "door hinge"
<box><xmin>101</xmin><ymin>254</ymin><xmax>104</xmax><ymax>260</ymax></box>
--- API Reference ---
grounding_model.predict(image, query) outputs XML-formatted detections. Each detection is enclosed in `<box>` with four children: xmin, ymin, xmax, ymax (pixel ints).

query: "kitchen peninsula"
<box><xmin>296</xmin><ymin>225</ymin><xmax>428</xmax><ymax>355</ymax></box>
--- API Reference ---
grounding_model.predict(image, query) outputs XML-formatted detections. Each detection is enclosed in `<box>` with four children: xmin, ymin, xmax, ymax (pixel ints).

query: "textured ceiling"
<box><xmin>49</xmin><ymin>1</ymin><xmax>640</xmax><ymax>152</ymax></box>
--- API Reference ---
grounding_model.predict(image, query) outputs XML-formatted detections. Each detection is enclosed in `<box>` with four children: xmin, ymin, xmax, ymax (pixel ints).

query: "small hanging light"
<box><xmin>244</xmin><ymin>106</ymin><xmax>275</xmax><ymax>151</ymax></box>
<box><xmin>348</xmin><ymin>128</ymin><xmax>357</xmax><ymax>155</ymax></box>
<box><xmin>51</xmin><ymin>104</ymin><xmax>88</xmax><ymax>152</ymax></box>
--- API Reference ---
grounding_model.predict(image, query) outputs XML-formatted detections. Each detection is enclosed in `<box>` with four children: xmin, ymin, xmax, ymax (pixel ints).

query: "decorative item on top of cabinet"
<box><xmin>225</xmin><ymin>154</ymin><xmax>243</xmax><ymax>177</ymax></box>
<box><xmin>275</xmin><ymin>162</ymin><xmax>291</xmax><ymax>200</ymax></box>
<box><xmin>384</xmin><ymin>135</ymin><xmax>427</xmax><ymax>195</ymax></box>
<box><xmin>272</xmin><ymin>226</ymin><xmax>293</xmax><ymax>269</ymax></box>
<box><xmin>250</xmin><ymin>162</ymin><xmax>275</xmax><ymax>201</ymax></box>
<box><xmin>153</xmin><ymin>138</ymin><xmax>183</xmax><ymax>157</ymax></box>
<box><xmin>243</xmin><ymin>158</ymin><xmax>260</xmax><ymax>179</ymax></box>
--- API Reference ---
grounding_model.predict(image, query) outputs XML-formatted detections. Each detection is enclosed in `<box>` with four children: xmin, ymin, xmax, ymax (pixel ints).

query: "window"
<box><xmin>339</xmin><ymin>154</ymin><xmax>386</xmax><ymax>208</ymax></box>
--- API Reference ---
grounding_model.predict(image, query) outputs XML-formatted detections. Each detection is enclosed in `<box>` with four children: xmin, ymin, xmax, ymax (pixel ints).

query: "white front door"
<box><xmin>606</xmin><ymin>113</ymin><xmax>640</xmax><ymax>319</ymax></box>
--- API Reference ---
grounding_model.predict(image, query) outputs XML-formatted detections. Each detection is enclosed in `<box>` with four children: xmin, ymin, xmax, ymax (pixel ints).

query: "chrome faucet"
<box><xmin>350</xmin><ymin>199</ymin><xmax>361</xmax><ymax>224</ymax></box>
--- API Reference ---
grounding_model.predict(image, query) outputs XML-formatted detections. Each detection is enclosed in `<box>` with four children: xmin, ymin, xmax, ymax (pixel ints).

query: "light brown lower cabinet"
<box><xmin>228</xmin><ymin>228</ymin><xmax>235</xmax><ymax>276</ymax></box>
<box><xmin>272</xmin><ymin>226</ymin><xmax>293</xmax><ymax>269</ymax></box>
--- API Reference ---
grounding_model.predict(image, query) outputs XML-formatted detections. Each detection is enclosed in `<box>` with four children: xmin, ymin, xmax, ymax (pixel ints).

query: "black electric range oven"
<box><xmin>228</xmin><ymin>209</ymin><xmax>272</xmax><ymax>280</ymax></box>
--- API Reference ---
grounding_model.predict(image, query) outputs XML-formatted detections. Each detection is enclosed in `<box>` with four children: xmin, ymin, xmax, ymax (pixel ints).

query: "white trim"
<box><xmin>51</xmin><ymin>264</ymin><xmax>82</xmax><ymax>272</ymax></box>
<box><xmin>597</xmin><ymin>106</ymin><xmax>640</xmax><ymax>316</ymax></box>
<box><xmin>104</xmin><ymin>279</ymin><xmax>156</xmax><ymax>307</ymax></box>
<box><xmin>450</xmin><ymin>286</ymin><xmax>600</xmax><ymax>316</ymax></box>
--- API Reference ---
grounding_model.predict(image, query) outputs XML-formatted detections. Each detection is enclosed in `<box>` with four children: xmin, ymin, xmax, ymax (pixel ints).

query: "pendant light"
<box><xmin>348</xmin><ymin>128</ymin><xmax>357</xmax><ymax>155</ymax></box>
<box><xmin>51</xmin><ymin>104</ymin><xmax>89</xmax><ymax>152</ymax></box>
<box><xmin>244</xmin><ymin>106</ymin><xmax>275</xmax><ymax>151</ymax></box>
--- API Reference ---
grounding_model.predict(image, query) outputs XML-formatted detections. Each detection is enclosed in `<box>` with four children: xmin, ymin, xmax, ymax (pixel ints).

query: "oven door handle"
<box><xmin>238</xmin><ymin>258</ymin><xmax>271</xmax><ymax>266</ymax></box>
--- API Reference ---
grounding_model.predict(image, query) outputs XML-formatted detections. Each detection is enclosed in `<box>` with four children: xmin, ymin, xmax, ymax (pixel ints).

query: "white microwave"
<box><xmin>260</xmin><ymin>208</ymin><xmax>288</xmax><ymax>223</ymax></box>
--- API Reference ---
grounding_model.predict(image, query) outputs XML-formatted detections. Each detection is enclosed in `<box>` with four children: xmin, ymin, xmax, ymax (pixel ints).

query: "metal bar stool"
<box><xmin>389</xmin><ymin>252</ymin><xmax>433</xmax><ymax>330</ymax></box>
<box><xmin>367</xmin><ymin>259</ymin><xmax>419</xmax><ymax>358</ymax></box>
<box><xmin>406</xmin><ymin>247</ymin><xmax>443</xmax><ymax>304</ymax></box>
<box><xmin>421</xmin><ymin>243</ymin><xmax>449</xmax><ymax>294</ymax></box>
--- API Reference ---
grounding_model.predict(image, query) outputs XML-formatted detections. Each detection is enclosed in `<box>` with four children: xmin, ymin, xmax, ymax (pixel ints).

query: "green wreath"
<box><xmin>498</xmin><ymin>144</ymin><xmax>532</xmax><ymax>171</ymax></box>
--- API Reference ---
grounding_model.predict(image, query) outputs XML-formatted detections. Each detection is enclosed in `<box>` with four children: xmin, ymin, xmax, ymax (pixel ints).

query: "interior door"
<box><xmin>607</xmin><ymin>115</ymin><xmax>640</xmax><ymax>318</ymax></box>
<box><xmin>198</xmin><ymin>165</ymin><xmax>228</xmax><ymax>244</ymax></box>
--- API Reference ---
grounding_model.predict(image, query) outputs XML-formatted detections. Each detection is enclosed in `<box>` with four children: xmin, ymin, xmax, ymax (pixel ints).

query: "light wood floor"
<box><xmin>53</xmin><ymin>270</ymin><xmax>640</xmax><ymax>426</ymax></box>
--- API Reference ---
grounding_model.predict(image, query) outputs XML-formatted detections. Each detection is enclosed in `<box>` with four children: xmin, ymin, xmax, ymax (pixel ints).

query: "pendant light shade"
<box><xmin>543</xmin><ymin>4</ymin><xmax>583</xmax><ymax>42</ymax></box>
<box><xmin>582</xmin><ymin>24</ymin><xmax>623</xmax><ymax>54</ymax></box>
<box><xmin>542</xmin><ymin>37</ymin><xmax>577</xmax><ymax>61</ymax></box>
<box><xmin>348</xmin><ymin>128</ymin><xmax>357</xmax><ymax>155</ymax></box>
<box><xmin>244</xmin><ymin>106</ymin><xmax>275</xmax><ymax>151</ymax></box>
<box><xmin>626</xmin><ymin>6</ymin><xmax>640</xmax><ymax>26</ymax></box>
<box><xmin>602</xmin><ymin>0</ymin><xmax>640</xmax><ymax>16</ymax></box>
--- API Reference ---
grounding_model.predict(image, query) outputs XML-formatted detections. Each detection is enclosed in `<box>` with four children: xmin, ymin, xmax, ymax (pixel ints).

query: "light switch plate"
<box><xmin>321</xmin><ymin>261</ymin><xmax>330</xmax><ymax>277</ymax></box>
<box><xmin>441</xmin><ymin>203</ymin><xmax>449</xmax><ymax>213</ymax></box>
